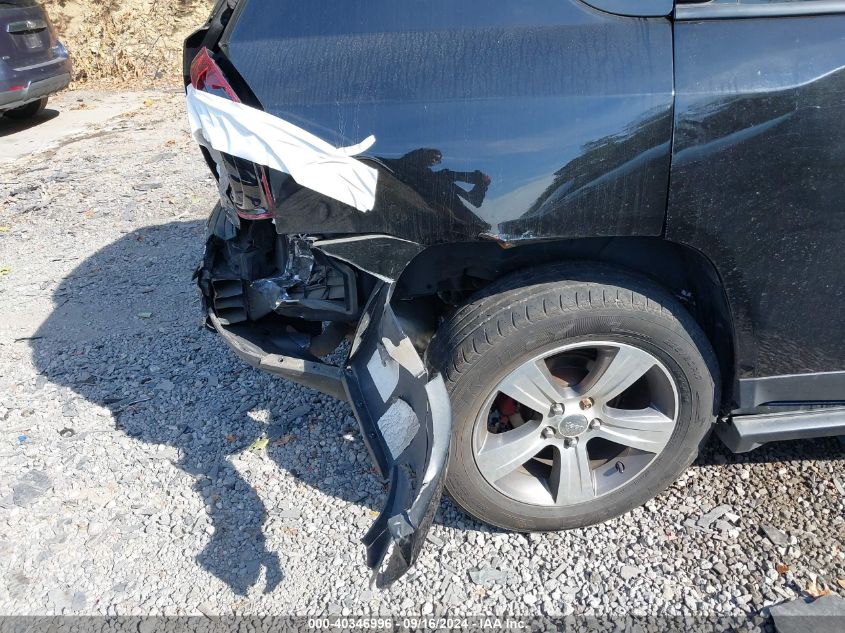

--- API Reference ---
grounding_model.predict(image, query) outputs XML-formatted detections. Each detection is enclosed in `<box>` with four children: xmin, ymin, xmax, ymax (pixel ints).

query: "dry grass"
<box><xmin>42</xmin><ymin>0</ymin><xmax>214</xmax><ymax>85</ymax></box>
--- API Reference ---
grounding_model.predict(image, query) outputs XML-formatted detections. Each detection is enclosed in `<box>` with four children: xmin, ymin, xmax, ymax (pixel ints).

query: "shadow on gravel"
<box><xmin>0</xmin><ymin>108</ymin><xmax>60</xmax><ymax>137</ymax></box>
<box><xmin>28</xmin><ymin>220</ymin><xmax>394</xmax><ymax>597</ymax></box>
<box><xmin>29</xmin><ymin>220</ymin><xmax>844</xmax><ymax>596</ymax></box>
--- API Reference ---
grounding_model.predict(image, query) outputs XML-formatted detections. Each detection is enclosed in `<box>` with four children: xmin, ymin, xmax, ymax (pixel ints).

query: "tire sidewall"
<box><xmin>445</xmin><ymin>307</ymin><xmax>716</xmax><ymax>532</ymax></box>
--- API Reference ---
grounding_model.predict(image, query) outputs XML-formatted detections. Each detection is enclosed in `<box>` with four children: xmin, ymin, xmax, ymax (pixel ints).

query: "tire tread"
<box><xmin>427</xmin><ymin>262</ymin><xmax>720</xmax><ymax>532</ymax></box>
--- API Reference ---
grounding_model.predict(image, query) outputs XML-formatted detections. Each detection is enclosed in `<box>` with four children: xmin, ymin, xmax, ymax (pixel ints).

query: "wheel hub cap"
<box><xmin>556</xmin><ymin>412</ymin><xmax>590</xmax><ymax>438</ymax></box>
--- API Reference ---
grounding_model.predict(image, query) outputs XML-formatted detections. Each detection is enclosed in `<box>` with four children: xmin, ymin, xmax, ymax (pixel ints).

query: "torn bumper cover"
<box><xmin>187</xmin><ymin>47</ymin><xmax>449</xmax><ymax>584</ymax></box>
<box><xmin>343</xmin><ymin>283</ymin><xmax>450</xmax><ymax>586</ymax></box>
<box><xmin>203</xmin><ymin>268</ymin><xmax>450</xmax><ymax>586</ymax></box>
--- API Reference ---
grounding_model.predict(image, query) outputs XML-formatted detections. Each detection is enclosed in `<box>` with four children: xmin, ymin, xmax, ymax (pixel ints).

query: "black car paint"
<box><xmin>188</xmin><ymin>0</ymin><xmax>845</xmax><ymax>584</ymax></box>
<box><xmin>669</xmin><ymin>15</ymin><xmax>845</xmax><ymax>386</ymax></box>
<box><xmin>215</xmin><ymin>0</ymin><xmax>845</xmax><ymax>399</ymax></box>
<box><xmin>220</xmin><ymin>0</ymin><xmax>674</xmax><ymax>245</ymax></box>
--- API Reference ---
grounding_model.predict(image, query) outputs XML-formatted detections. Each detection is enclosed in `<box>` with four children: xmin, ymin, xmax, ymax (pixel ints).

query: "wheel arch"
<box><xmin>395</xmin><ymin>236</ymin><xmax>738</xmax><ymax>413</ymax></box>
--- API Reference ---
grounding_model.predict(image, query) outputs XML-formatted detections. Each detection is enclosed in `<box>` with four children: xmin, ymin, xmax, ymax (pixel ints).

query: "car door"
<box><xmin>668</xmin><ymin>1</ymin><xmax>845</xmax><ymax>411</ymax></box>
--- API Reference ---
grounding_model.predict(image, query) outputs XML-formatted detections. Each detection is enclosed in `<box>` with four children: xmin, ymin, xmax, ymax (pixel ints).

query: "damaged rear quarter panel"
<box><xmin>197</xmin><ymin>0</ymin><xmax>674</xmax><ymax>586</ymax></box>
<box><xmin>220</xmin><ymin>0</ymin><xmax>674</xmax><ymax>246</ymax></box>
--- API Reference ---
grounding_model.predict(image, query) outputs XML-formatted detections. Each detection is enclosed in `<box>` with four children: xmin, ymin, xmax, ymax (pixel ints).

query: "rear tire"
<box><xmin>429</xmin><ymin>263</ymin><xmax>719</xmax><ymax>532</ymax></box>
<box><xmin>5</xmin><ymin>97</ymin><xmax>48</xmax><ymax>120</ymax></box>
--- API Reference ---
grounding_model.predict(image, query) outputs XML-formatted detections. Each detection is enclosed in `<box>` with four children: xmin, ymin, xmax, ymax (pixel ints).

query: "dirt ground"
<box><xmin>0</xmin><ymin>90</ymin><xmax>159</xmax><ymax>164</ymax></box>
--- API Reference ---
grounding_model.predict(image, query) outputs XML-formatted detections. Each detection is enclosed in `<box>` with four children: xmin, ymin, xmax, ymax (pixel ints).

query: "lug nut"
<box><xmin>580</xmin><ymin>398</ymin><xmax>594</xmax><ymax>410</ymax></box>
<box><xmin>550</xmin><ymin>403</ymin><xmax>565</xmax><ymax>416</ymax></box>
<box><xmin>542</xmin><ymin>427</ymin><xmax>556</xmax><ymax>439</ymax></box>
<box><xmin>589</xmin><ymin>419</ymin><xmax>602</xmax><ymax>430</ymax></box>
<box><xmin>564</xmin><ymin>437</ymin><xmax>579</xmax><ymax>448</ymax></box>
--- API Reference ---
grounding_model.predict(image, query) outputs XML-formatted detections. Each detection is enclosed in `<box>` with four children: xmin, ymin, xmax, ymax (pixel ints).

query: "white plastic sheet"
<box><xmin>185</xmin><ymin>85</ymin><xmax>379</xmax><ymax>212</ymax></box>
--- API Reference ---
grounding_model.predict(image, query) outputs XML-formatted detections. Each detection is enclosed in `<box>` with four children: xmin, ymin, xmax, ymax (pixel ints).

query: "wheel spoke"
<box><xmin>580</xmin><ymin>346</ymin><xmax>656</xmax><ymax>402</ymax></box>
<box><xmin>497</xmin><ymin>359</ymin><xmax>570</xmax><ymax>416</ymax></box>
<box><xmin>475</xmin><ymin>422</ymin><xmax>546</xmax><ymax>483</ymax></box>
<box><xmin>594</xmin><ymin>406</ymin><xmax>675</xmax><ymax>453</ymax></box>
<box><xmin>549</xmin><ymin>443</ymin><xmax>595</xmax><ymax>505</ymax></box>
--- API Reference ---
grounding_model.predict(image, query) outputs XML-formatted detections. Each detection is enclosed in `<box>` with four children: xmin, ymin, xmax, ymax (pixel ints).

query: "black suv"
<box><xmin>185</xmin><ymin>0</ymin><xmax>845</xmax><ymax>584</ymax></box>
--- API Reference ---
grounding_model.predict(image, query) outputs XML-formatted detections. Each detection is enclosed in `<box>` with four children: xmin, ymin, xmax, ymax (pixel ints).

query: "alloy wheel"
<box><xmin>472</xmin><ymin>341</ymin><xmax>679</xmax><ymax>507</ymax></box>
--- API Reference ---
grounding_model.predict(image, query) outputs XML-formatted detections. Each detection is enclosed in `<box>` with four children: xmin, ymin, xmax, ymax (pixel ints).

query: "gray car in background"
<box><xmin>0</xmin><ymin>0</ymin><xmax>70</xmax><ymax>119</ymax></box>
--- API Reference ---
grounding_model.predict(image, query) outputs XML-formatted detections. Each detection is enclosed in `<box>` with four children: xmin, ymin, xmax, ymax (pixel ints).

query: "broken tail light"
<box><xmin>190</xmin><ymin>48</ymin><xmax>275</xmax><ymax>221</ymax></box>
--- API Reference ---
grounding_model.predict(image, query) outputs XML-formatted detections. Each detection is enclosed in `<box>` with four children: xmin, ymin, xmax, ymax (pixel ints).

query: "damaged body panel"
<box><xmin>187</xmin><ymin>0</ymin><xmax>674</xmax><ymax>586</ymax></box>
<box><xmin>218</xmin><ymin>0</ymin><xmax>675</xmax><ymax>246</ymax></box>
<box><xmin>343</xmin><ymin>283</ymin><xmax>451</xmax><ymax>585</ymax></box>
<box><xmin>196</xmin><ymin>223</ymin><xmax>450</xmax><ymax>583</ymax></box>
<box><xmin>185</xmin><ymin>0</ymin><xmax>845</xmax><ymax>585</ymax></box>
<box><xmin>198</xmin><ymin>207</ymin><xmax>361</xmax><ymax>325</ymax></box>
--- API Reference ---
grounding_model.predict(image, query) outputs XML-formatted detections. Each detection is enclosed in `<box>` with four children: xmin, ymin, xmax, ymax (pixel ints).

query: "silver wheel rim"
<box><xmin>471</xmin><ymin>341</ymin><xmax>680</xmax><ymax>508</ymax></box>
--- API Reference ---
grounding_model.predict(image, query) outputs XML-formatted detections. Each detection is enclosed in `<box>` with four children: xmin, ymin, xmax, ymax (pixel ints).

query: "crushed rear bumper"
<box><xmin>203</xmin><ymin>265</ymin><xmax>450</xmax><ymax>586</ymax></box>
<box><xmin>343</xmin><ymin>282</ymin><xmax>450</xmax><ymax>586</ymax></box>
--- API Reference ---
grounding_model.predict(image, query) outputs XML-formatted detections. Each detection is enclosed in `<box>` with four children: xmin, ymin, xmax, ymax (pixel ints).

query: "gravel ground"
<box><xmin>0</xmin><ymin>90</ymin><xmax>844</xmax><ymax>627</ymax></box>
